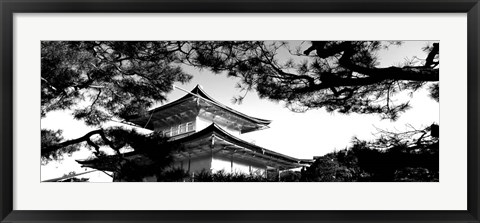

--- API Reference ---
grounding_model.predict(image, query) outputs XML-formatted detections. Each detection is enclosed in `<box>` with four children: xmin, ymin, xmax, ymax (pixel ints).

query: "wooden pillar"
<box><xmin>112</xmin><ymin>172</ymin><xmax>118</xmax><ymax>182</ymax></box>
<box><xmin>277</xmin><ymin>168</ymin><xmax>281</xmax><ymax>182</ymax></box>
<box><xmin>210</xmin><ymin>135</ymin><xmax>215</xmax><ymax>172</ymax></box>
<box><xmin>211</xmin><ymin>135</ymin><xmax>215</xmax><ymax>148</ymax></box>
<box><xmin>230</xmin><ymin>154</ymin><xmax>234</xmax><ymax>173</ymax></box>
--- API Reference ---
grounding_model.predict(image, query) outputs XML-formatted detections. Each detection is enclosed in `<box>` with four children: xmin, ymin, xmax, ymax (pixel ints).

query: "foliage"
<box><xmin>41</xmin><ymin>41</ymin><xmax>192</xmax><ymax>161</ymax></box>
<box><xmin>303</xmin><ymin>153</ymin><xmax>364</xmax><ymax>182</ymax></box>
<box><xmin>157</xmin><ymin>167</ymin><xmax>191</xmax><ymax>182</ymax></box>
<box><xmin>428</xmin><ymin>83</ymin><xmax>439</xmax><ymax>102</ymax></box>
<box><xmin>304</xmin><ymin>124</ymin><xmax>439</xmax><ymax>182</ymax></box>
<box><xmin>49</xmin><ymin>171</ymin><xmax>91</xmax><ymax>182</ymax></box>
<box><xmin>76</xmin><ymin>128</ymin><xmax>183</xmax><ymax>182</ymax></box>
<box><xmin>192</xmin><ymin>169</ymin><xmax>268</xmax><ymax>182</ymax></box>
<box><xmin>42</xmin><ymin>41</ymin><xmax>440</xmax><ymax>160</ymax></box>
<box><xmin>154</xmin><ymin>169</ymin><xmax>302</xmax><ymax>182</ymax></box>
<box><xmin>41</xmin><ymin>41</ymin><xmax>440</xmax><ymax>182</ymax></box>
<box><xmin>41</xmin><ymin>41</ymin><xmax>191</xmax><ymax>123</ymax></box>
<box><xmin>182</xmin><ymin>41</ymin><xmax>439</xmax><ymax>120</ymax></box>
<box><xmin>394</xmin><ymin>167</ymin><xmax>437</xmax><ymax>182</ymax></box>
<box><xmin>278</xmin><ymin>170</ymin><xmax>302</xmax><ymax>182</ymax></box>
<box><xmin>41</xmin><ymin>129</ymin><xmax>81</xmax><ymax>163</ymax></box>
<box><xmin>58</xmin><ymin>177</ymin><xmax>89</xmax><ymax>182</ymax></box>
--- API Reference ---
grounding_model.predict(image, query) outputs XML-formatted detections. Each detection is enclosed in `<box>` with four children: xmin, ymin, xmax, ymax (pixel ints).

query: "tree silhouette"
<box><xmin>182</xmin><ymin>41</ymin><xmax>439</xmax><ymax>120</ymax></box>
<box><xmin>42</xmin><ymin>41</ymin><xmax>191</xmax><ymax>124</ymax></box>
<box><xmin>75</xmin><ymin>128</ymin><xmax>183</xmax><ymax>181</ymax></box>
<box><xmin>43</xmin><ymin>41</ymin><xmax>439</xmax><ymax>159</ymax></box>
<box><xmin>42</xmin><ymin>41</ymin><xmax>439</xmax><ymax>182</ymax></box>
<box><xmin>41</xmin><ymin>41</ymin><xmax>191</xmax><ymax>161</ymax></box>
<box><xmin>304</xmin><ymin>124</ymin><xmax>439</xmax><ymax>182</ymax></box>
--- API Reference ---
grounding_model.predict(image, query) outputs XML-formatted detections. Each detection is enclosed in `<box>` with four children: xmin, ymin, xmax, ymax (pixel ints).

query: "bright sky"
<box><xmin>41</xmin><ymin>41</ymin><xmax>439</xmax><ymax>182</ymax></box>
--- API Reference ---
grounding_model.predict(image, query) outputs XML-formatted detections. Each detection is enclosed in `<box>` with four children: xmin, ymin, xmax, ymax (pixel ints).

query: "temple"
<box><xmin>77</xmin><ymin>85</ymin><xmax>312</xmax><ymax>181</ymax></box>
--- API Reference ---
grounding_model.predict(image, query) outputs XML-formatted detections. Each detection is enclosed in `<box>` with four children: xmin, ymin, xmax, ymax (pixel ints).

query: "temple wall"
<box><xmin>172</xmin><ymin>155</ymin><xmax>212</xmax><ymax>174</ymax></box>
<box><xmin>170</xmin><ymin>155</ymin><xmax>266</xmax><ymax>177</ymax></box>
<box><xmin>210</xmin><ymin>156</ymin><xmax>231</xmax><ymax>172</ymax></box>
<box><xmin>152</xmin><ymin>116</ymin><xmax>196</xmax><ymax>133</ymax></box>
<box><xmin>152</xmin><ymin>117</ymin><xmax>197</xmax><ymax>139</ymax></box>
<box><xmin>189</xmin><ymin>156</ymin><xmax>212</xmax><ymax>173</ymax></box>
<box><xmin>211</xmin><ymin>155</ymin><xmax>266</xmax><ymax>177</ymax></box>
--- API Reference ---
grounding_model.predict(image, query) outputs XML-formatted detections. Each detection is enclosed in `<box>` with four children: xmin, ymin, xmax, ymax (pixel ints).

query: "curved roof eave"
<box><xmin>176</xmin><ymin>123</ymin><xmax>312</xmax><ymax>165</ymax></box>
<box><xmin>188</xmin><ymin>85</ymin><xmax>272</xmax><ymax>125</ymax></box>
<box><xmin>131</xmin><ymin>85</ymin><xmax>272</xmax><ymax>126</ymax></box>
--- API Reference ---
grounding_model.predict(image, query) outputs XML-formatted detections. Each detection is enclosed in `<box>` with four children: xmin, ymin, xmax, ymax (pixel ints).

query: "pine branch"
<box><xmin>41</xmin><ymin>129</ymin><xmax>122</xmax><ymax>157</ymax></box>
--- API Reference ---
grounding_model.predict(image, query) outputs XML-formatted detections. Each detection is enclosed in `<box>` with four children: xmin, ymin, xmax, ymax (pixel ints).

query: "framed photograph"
<box><xmin>1</xmin><ymin>0</ymin><xmax>479</xmax><ymax>222</ymax></box>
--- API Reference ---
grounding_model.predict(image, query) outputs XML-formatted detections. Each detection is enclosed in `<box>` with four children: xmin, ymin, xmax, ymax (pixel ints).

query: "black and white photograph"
<box><xmin>40</xmin><ymin>41</ymin><xmax>439</xmax><ymax>182</ymax></box>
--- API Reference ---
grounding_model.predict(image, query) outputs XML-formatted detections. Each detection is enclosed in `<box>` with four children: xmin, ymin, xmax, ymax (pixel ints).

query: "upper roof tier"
<box><xmin>127</xmin><ymin>85</ymin><xmax>272</xmax><ymax>134</ymax></box>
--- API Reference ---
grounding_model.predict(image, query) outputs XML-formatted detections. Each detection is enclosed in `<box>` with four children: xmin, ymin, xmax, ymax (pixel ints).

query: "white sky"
<box><xmin>41</xmin><ymin>41</ymin><xmax>439</xmax><ymax>182</ymax></box>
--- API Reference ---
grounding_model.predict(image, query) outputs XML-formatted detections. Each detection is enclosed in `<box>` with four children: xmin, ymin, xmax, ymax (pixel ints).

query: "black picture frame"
<box><xmin>1</xmin><ymin>0</ymin><xmax>479</xmax><ymax>222</ymax></box>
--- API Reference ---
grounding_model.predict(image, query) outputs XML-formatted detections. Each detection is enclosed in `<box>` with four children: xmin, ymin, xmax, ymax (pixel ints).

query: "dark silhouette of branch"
<box><xmin>41</xmin><ymin>129</ymin><xmax>121</xmax><ymax>157</ymax></box>
<box><xmin>304</xmin><ymin>41</ymin><xmax>439</xmax><ymax>82</ymax></box>
<box><xmin>178</xmin><ymin>41</ymin><xmax>439</xmax><ymax>119</ymax></box>
<box><xmin>424</xmin><ymin>43</ymin><xmax>439</xmax><ymax>68</ymax></box>
<box><xmin>337</xmin><ymin>42</ymin><xmax>439</xmax><ymax>82</ymax></box>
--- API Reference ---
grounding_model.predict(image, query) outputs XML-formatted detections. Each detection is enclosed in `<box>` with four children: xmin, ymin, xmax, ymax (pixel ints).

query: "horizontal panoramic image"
<box><xmin>41</xmin><ymin>41</ymin><xmax>439</xmax><ymax>182</ymax></box>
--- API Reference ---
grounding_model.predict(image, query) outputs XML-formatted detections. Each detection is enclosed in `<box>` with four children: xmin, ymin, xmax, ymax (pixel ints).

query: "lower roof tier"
<box><xmin>77</xmin><ymin>124</ymin><xmax>313</xmax><ymax>171</ymax></box>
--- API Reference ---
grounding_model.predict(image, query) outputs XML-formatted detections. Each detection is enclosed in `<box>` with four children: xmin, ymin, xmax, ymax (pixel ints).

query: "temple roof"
<box><xmin>77</xmin><ymin>124</ymin><xmax>312</xmax><ymax>171</ymax></box>
<box><xmin>175</xmin><ymin>123</ymin><xmax>313</xmax><ymax>169</ymax></box>
<box><xmin>127</xmin><ymin>85</ymin><xmax>271</xmax><ymax>133</ymax></box>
